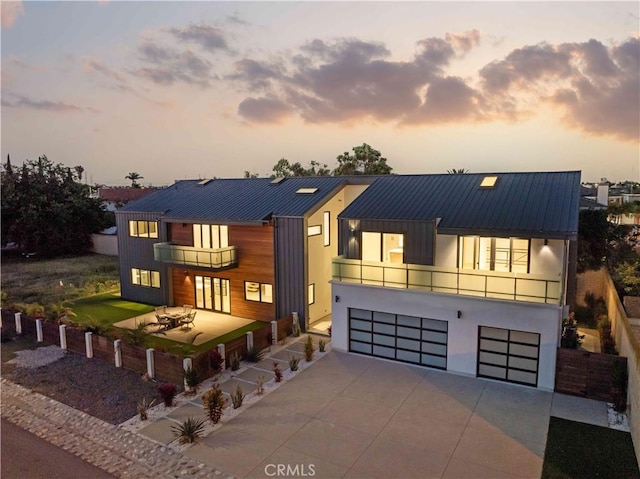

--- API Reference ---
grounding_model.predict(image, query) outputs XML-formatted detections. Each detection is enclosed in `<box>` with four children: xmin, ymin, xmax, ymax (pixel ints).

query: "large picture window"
<box><xmin>193</xmin><ymin>224</ymin><xmax>228</xmax><ymax>249</ymax></box>
<box><xmin>362</xmin><ymin>232</ymin><xmax>404</xmax><ymax>263</ymax></box>
<box><xmin>459</xmin><ymin>236</ymin><xmax>529</xmax><ymax>273</ymax></box>
<box><xmin>245</xmin><ymin>281</ymin><xmax>273</xmax><ymax>303</ymax></box>
<box><xmin>128</xmin><ymin>220</ymin><xmax>158</xmax><ymax>238</ymax></box>
<box><xmin>131</xmin><ymin>268</ymin><xmax>160</xmax><ymax>288</ymax></box>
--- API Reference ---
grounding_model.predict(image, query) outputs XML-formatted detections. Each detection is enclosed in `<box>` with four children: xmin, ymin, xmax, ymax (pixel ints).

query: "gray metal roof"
<box><xmin>119</xmin><ymin>177</ymin><xmax>346</xmax><ymax>222</ymax></box>
<box><xmin>339</xmin><ymin>171</ymin><xmax>581</xmax><ymax>239</ymax></box>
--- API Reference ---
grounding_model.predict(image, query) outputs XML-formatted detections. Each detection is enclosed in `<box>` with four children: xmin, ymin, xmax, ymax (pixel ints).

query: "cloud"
<box><xmin>230</xmin><ymin>32</ymin><xmax>638</xmax><ymax>142</ymax></box>
<box><xmin>168</xmin><ymin>23</ymin><xmax>229</xmax><ymax>52</ymax></box>
<box><xmin>237</xmin><ymin>97</ymin><xmax>292</xmax><ymax>123</ymax></box>
<box><xmin>1</xmin><ymin>94</ymin><xmax>93</xmax><ymax>113</ymax></box>
<box><xmin>83</xmin><ymin>56</ymin><xmax>126</xmax><ymax>83</ymax></box>
<box><xmin>1</xmin><ymin>0</ymin><xmax>24</xmax><ymax>28</ymax></box>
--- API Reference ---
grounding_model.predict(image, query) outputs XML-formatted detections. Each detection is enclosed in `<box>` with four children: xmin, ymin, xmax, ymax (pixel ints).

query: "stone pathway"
<box><xmin>1</xmin><ymin>379</ymin><xmax>231</xmax><ymax>478</ymax></box>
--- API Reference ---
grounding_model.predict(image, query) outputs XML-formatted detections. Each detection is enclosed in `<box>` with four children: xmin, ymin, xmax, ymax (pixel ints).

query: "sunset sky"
<box><xmin>2</xmin><ymin>1</ymin><xmax>638</xmax><ymax>186</ymax></box>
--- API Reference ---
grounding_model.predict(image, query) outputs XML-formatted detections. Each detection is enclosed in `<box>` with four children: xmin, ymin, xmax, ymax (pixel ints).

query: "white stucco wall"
<box><xmin>90</xmin><ymin>234</ymin><xmax>118</xmax><ymax>256</ymax></box>
<box><xmin>530</xmin><ymin>239</ymin><xmax>564</xmax><ymax>276</ymax></box>
<box><xmin>331</xmin><ymin>281</ymin><xmax>562</xmax><ymax>390</ymax></box>
<box><xmin>435</xmin><ymin>234</ymin><xmax>457</xmax><ymax>267</ymax></box>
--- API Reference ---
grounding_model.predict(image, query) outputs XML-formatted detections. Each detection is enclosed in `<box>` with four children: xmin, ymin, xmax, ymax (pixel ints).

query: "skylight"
<box><xmin>197</xmin><ymin>179</ymin><xmax>212</xmax><ymax>186</ymax></box>
<box><xmin>296</xmin><ymin>187</ymin><xmax>318</xmax><ymax>194</ymax></box>
<box><xmin>480</xmin><ymin>176</ymin><xmax>498</xmax><ymax>188</ymax></box>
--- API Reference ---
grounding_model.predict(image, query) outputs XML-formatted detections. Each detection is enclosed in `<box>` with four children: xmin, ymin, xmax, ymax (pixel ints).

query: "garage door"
<box><xmin>477</xmin><ymin>326</ymin><xmax>540</xmax><ymax>386</ymax></box>
<box><xmin>349</xmin><ymin>308</ymin><xmax>447</xmax><ymax>369</ymax></box>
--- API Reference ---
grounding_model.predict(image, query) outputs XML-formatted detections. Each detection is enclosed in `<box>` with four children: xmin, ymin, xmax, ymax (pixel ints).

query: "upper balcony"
<box><xmin>332</xmin><ymin>256</ymin><xmax>562</xmax><ymax>305</ymax></box>
<box><xmin>154</xmin><ymin>243</ymin><xmax>238</xmax><ymax>270</ymax></box>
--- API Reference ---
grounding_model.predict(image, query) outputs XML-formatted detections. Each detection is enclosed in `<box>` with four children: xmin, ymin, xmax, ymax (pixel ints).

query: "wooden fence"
<box><xmin>555</xmin><ymin>347</ymin><xmax>627</xmax><ymax>402</ymax></box>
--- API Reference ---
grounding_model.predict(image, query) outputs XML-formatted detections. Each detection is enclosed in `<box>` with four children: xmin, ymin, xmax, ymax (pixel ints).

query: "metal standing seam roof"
<box><xmin>118</xmin><ymin>177</ymin><xmax>347</xmax><ymax>222</ymax></box>
<box><xmin>338</xmin><ymin>171</ymin><xmax>581</xmax><ymax>238</ymax></box>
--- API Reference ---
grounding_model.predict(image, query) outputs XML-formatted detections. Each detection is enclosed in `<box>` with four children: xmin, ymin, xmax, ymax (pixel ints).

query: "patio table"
<box><xmin>163</xmin><ymin>308</ymin><xmax>188</xmax><ymax>329</ymax></box>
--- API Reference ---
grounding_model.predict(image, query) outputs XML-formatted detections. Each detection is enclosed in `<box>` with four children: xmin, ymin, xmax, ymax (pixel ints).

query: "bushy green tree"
<box><xmin>333</xmin><ymin>143</ymin><xmax>392</xmax><ymax>175</ymax></box>
<box><xmin>1</xmin><ymin>155</ymin><xmax>110</xmax><ymax>257</ymax></box>
<box><xmin>272</xmin><ymin>158</ymin><xmax>330</xmax><ymax>177</ymax></box>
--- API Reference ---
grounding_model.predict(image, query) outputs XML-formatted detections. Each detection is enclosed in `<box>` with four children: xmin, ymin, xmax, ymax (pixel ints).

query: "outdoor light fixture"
<box><xmin>457</xmin><ymin>310</ymin><xmax>462</xmax><ymax>319</ymax></box>
<box><xmin>544</xmin><ymin>239</ymin><xmax>549</xmax><ymax>246</ymax></box>
<box><xmin>335</xmin><ymin>296</ymin><xmax>340</xmax><ymax>303</ymax></box>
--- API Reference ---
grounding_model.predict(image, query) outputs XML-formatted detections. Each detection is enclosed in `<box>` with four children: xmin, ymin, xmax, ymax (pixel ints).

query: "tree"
<box><xmin>271</xmin><ymin>158</ymin><xmax>330</xmax><ymax>178</ymax></box>
<box><xmin>447</xmin><ymin>168</ymin><xmax>469</xmax><ymax>174</ymax></box>
<box><xmin>243</xmin><ymin>171</ymin><xmax>259</xmax><ymax>178</ymax></box>
<box><xmin>333</xmin><ymin>143</ymin><xmax>392</xmax><ymax>175</ymax></box>
<box><xmin>1</xmin><ymin>155</ymin><xmax>110</xmax><ymax>257</ymax></box>
<box><xmin>125</xmin><ymin>172</ymin><xmax>144</xmax><ymax>188</ymax></box>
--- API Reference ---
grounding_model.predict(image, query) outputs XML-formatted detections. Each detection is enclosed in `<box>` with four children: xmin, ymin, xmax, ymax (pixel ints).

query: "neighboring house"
<box><xmin>330</xmin><ymin>172</ymin><xmax>580</xmax><ymax>391</ymax></box>
<box><xmin>94</xmin><ymin>187</ymin><xmax>161</xmax><ymax>212</ymax></box>
<box><xmin>116</xmin><ymin>171</ymin><xmax>580</xmax><ymax>391</ymax></box>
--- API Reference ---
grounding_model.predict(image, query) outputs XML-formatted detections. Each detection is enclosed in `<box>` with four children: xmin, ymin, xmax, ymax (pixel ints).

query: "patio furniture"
<box><xmin>182</xmin><ymin>304</ymin><xmax>193</xmax><ymax>315</ymax></box>
<box><xmin>156</xmin><ymin>315</ymin><xmax>172</xmax><ymax>331</ymax></box>
<box><xmin>180</xmin><ymin>311</ymin><xmax>197</xmax><ymax>330</ymax></box>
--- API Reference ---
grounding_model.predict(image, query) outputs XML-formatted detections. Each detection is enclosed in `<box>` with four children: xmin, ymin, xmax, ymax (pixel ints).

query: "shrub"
<box><xmin>209</xmin><ymin>349</ymin><xmax>224</xmax><ymax>374</ymax></box>
<box><xmin>184</xmin><ymin>366</ymin><xmax>201</xmax><ymax>394</ymax></box>
<box><xmin>244</xmin><ymin>346</ymin><xmax>264</xmax><ymax>363</ymax></box>
<box><xmin>256</xmin><ymin>375</ymin><xmax>265</xmax><ymax>395</ymax></box>
<box><xmin>158</xmin><ymin>382</ymin><xmax>177</xmax><ymax>407</ymax></box>
<box><xmin>123</xmin><ymin>322</ymin><xmax>154</xmax><ymax>347</ymax></box>
<box><xmin>202</xmin><ymin>385</ymin><xmax>225</xmax><ymax>424</ymax></box>
<box><xmin>304</xmin><ymin>335</ymin><xmax>315</xmax><ymax>362</ymax></box>
<box><xmin>231</xmin><ymin>384</ymin><xmax>244</xmax><ymax>409</ymax></box>
<box><xmin>137</xmin><ymin>397</ymin><xmax>156</xmax><ymax>421</ymax></box>
<box><xmin>318</xmin><ymin>339</ymin><xmax>326</xmax><ymax>353</ymax></box>
<box><xmin>230</xmin><ymin>351</ymin><xmax>241</xmax><ymax>371</ymax></box>
<box><xmin>288</xmin><ymin>355</ymin><xmax>300</xmax><ymax>372</ymax></box>
<box><xmin>172</xmin><ymin>417</ymin><xmax>206</xmax><ymax>444</ymax></box>
<box><xmin>273</xmin><ymin>362</ymin><xmax>283</xmax><ymax>382</ymax></box>
<box><xmin>572</xmin><ymin>305</ymin><xmax>596</xmax><ymax>328</ymax></box>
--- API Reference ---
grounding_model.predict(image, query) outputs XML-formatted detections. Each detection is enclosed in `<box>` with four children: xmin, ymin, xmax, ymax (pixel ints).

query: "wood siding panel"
<box><xmin>168</xmin><ymin>223</ymin><xmax>193</xmax><ymax>246</ymax></box>
<box><xmin>171</xmin><ymin>224</ymin><xmax>275</xmax><ymax>321</ymax></box>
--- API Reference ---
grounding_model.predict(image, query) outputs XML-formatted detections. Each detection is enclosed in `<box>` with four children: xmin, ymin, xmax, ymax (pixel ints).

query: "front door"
<box><xmin>195</xmin><ymin>276</ymin><xmax>230</xmax><ymax>313</ymax></box>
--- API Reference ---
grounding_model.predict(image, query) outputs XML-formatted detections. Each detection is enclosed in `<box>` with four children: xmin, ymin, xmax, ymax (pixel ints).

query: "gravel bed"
<box><xmin>3</xmin><ymin>346</ymin><xmax>162</xmax><ymax>425</ymax></box>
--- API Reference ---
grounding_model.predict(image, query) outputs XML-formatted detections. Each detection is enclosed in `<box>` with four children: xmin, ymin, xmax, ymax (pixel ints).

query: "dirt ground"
<box><xmin>1</xmin><ymin>336</ymin><xmax>162</xmax><ymax>425</ymax></box>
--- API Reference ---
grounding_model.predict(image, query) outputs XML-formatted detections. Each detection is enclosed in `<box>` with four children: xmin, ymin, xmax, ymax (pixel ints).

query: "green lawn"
<box><xmin>67</xmin><ymin>292</ymin><xmax>154</xmax><ymax>328</ymax></box>
<box><xmin>542</xmin><ymin>417</ymin><xmax>640</xmax><ymax>479</ymax></box>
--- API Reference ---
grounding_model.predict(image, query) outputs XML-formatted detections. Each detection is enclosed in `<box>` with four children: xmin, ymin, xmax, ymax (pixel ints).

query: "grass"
<box><xmin>67</xmin><ymin>292</ymin><xmax>155</xmax><ymax>328</ymax></box>
<box><xmin>542</xmin><ymin>417</ymin><xmax>640</xmax><ymax>479</ymax></box>
<box><xmin>1</xmin><ymin>253</ymin><xmax>119</xmax><ymax>306</ymax></box>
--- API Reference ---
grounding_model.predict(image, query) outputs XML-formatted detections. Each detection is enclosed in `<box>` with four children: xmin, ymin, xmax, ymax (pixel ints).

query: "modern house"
<box><xmin>116</xmin><ymin>171</ymin><xmax>580</xmax><ymax>390</ymax></box>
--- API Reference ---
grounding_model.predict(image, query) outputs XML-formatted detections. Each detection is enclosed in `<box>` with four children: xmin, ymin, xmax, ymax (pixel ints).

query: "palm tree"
<box><xmin>125</xmin><ymin>172</ymin><xmax>144</xmax><ymax>188</ymax></box>
<box><xmin>447</xmin><ymin>168</ymin><xmax>469</xmax><ymax>174</ymax></box>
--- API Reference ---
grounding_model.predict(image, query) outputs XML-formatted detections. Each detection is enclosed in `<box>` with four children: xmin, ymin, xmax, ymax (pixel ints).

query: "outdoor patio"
<box><xmin>113</xmin><ymin>309</ymin><xmax>258</xmax><ymax>346</ymax></box>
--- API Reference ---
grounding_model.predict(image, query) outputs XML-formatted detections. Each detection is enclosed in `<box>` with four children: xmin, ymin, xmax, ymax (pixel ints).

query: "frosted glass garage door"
<box><xmin>348</xmin><ymin>309</ymin><xmax>447</xmax><ymax>370</ymax></box>
<box><xmin>477</xmin><ymin>326</ymin><xmax>539</xmax><ymax>386</ymax></box>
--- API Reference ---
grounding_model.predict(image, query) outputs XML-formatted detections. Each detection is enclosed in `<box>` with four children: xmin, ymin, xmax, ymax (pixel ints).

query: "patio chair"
<box><xmin>182</xmin><ymin>304</ymin><xmax>193</xmax><ymax>315</ymax></box>
<box><xmin>156</xmin><ymin>315</ymin><xmax>172</xmax><ymax>331</ymax></box>
<box><xmin>180</xmin><ymin>311</ymin><xmax>196</xmax><ymax>330</ymax></box>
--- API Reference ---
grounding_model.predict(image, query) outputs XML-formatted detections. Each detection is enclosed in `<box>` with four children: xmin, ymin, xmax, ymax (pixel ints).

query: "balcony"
<box><xmin>332</xmin><ymin>256</ymin><xmax>562</xmax><ymax>305</ymax></box>
<box><xmin>154</xmin><ymin>243</ymin><xmax>237</xmax><ymax>269</ymax></box>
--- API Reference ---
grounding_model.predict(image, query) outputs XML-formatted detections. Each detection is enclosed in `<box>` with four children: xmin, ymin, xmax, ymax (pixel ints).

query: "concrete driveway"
<box><xmin>182</xmin><ymin>348</ymin><xmax>578</xmax><ymax>478</ymax></box>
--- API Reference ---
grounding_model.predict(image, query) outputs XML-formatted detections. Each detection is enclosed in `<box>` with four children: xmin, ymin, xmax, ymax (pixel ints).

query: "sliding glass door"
<box><xmin>195</xmin><ymin>276</ymin><xmax>230</xmax><ymax>313</ymax></box>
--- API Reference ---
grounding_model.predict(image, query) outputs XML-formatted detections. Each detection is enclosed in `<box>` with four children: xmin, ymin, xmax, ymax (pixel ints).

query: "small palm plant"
<box><xmin>137</xmin><ymin>397</ymin><xmax>156</xmax><ymax>421</ymax></box>
<box><xmin>318</xmin><ymin>339</ymin><xmax>327</xmax><ymax>353</ymax></box>
<box><xmin>202</xmin><ymin>385</ymin><xmax>226</xmax><ymax>424</ymax></box>
<box><xmin>244</xmin><ymin>346</ymin><xmax>264</xmax><ymax>363</ymax></box>
<box><xmin>231</xmin><ymin>384</ymin><xmax>244</xmax><ymax>409</ymax></box>
<box><xmin>172</xmin><ymin>417</ymin><xmax>206</xmax><ymax>444</ymax></box>
<box><xmin>288</xmin><ymin>355</ymin><xmax>300</xmax><ymax>372</ymax></box>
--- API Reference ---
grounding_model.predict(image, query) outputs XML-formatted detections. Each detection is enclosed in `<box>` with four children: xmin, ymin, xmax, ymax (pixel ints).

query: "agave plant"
<box><xmin>202</xmin><ymin>385</ymin><xmax>226</xmax><ymax>424</ymax></box>
<box><xmin>172</xmin><ymin>417</ymin><xmax>207</xmax><ymax>444</ymax></box>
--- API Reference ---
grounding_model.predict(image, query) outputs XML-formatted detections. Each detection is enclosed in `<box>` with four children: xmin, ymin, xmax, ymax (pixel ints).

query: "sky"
<box><xmin>1</xmin><ymin>1</ymin><xmax>639</xmax><ymax>186</ymax></box>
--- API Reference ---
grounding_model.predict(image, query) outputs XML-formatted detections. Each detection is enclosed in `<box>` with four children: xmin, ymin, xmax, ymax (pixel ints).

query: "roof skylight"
<box><xmin>480</xmin><ymin>176</ymin><xmax>498</xmax><ymax>188</ymax></box>
<box><xmin>296</xmin><ymin>187</ymin><xmax>318</xmax><ymax>194</ymax></box>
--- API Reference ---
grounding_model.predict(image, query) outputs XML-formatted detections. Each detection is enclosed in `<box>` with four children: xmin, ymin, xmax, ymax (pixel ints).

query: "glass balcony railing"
<box><xmin>154</xmin><ymin>243</ymin><xmax>237</xmax><ymax>269</ymax></box>
<box><xmin>332</xmin><ymin>256</ymin><xmax>562</xmax><ymax>305</ymax></box>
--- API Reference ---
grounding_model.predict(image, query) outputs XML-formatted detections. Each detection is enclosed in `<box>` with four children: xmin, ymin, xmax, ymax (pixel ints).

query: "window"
<box><xmin>459</xmin><ymin>236</ymin><xmax>530</xmax><ymax>273</ymax></box>
<box><xmin>323</xmin><ymin>211</ymin><xmax>330</xmax><ymax>246</ymax></box>
<box><xmin>480</xmin><ymin>176</ymin><xmax>498</xmax><ymax>188</ymax></box>
<box><xmin>245</xmin><ymin>281</ymin><xmax>273</xmax><ymax>303</ymax></box>
<box><xmin>362</xmin><ymin>232</ymin><xmax>404</xmax><ymax>263</ymax></box>
<box><xmin>128</xmin><ymin>220</ymin><xmax>158</xmax><ymax>238</ymax></box>
<box><xmin>131</xmin><ymin>268</ymin><xmax>160</xmax><ymax>288</ymax></box>
<box><xmin>193</xmin><ymin>224</ymin><xmax>228</xmax><ymax>249</ymax></box>
<box><xmin>308</xmin><ymin>225</ymin><xmax>322</xmax><ymax>237</ymax></box>
<box><xmin>296</xmin><ymin>187</ymin><xmax>318</xmax><ymax>194</ymax></box>
<box><xmin>308</xmin><ymin>284</ymin><xmax>315</xmax><ymax>305</ymax></box>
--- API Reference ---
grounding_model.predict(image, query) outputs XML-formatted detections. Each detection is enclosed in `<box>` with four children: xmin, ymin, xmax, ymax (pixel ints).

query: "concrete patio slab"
<box><xmin>550</xmin><ymin>393</ymin><xmax>609</xmax><ymax>427</ymax></box>
<box><xmin>475</xmin><ymin>381</ymin><xmax>553</xmax><ymax>416</ymax></box>
<box><xmin>137</xmin><ymin>417</ymin><xmax>178</xmax><ymax>445</ymax></box>
<box><xmin>442</xmin><ymin>457</ymin><xmax>518</xmax><ymax>479</ymax></box>
<box><xmin>315</xmin><ymin>394</ymin><xmax>396</xmax><ymax>435</ymax></box>
<box><xmin>467</xmin><ymin>406</ymin><xmax>549</xmax><ymax>447</ymax></box>
<box><xmin>235</xmin><ymin>365</ymin><xmax>274</xmax><ymax>384</ymax></box>
<box><xmin>166</xmin><ymin>402</ymin><xmax>204</xmax><ymax>422</ymax></box>
<box><xmin>270</xmin><ymin>349</ymin><xmax>304</xmax><ymax>362</ymax></box>
<box><xmin>225</xmin><ymin>403</ymin><xmax>310</xmax><ymax>444</ymax></box>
